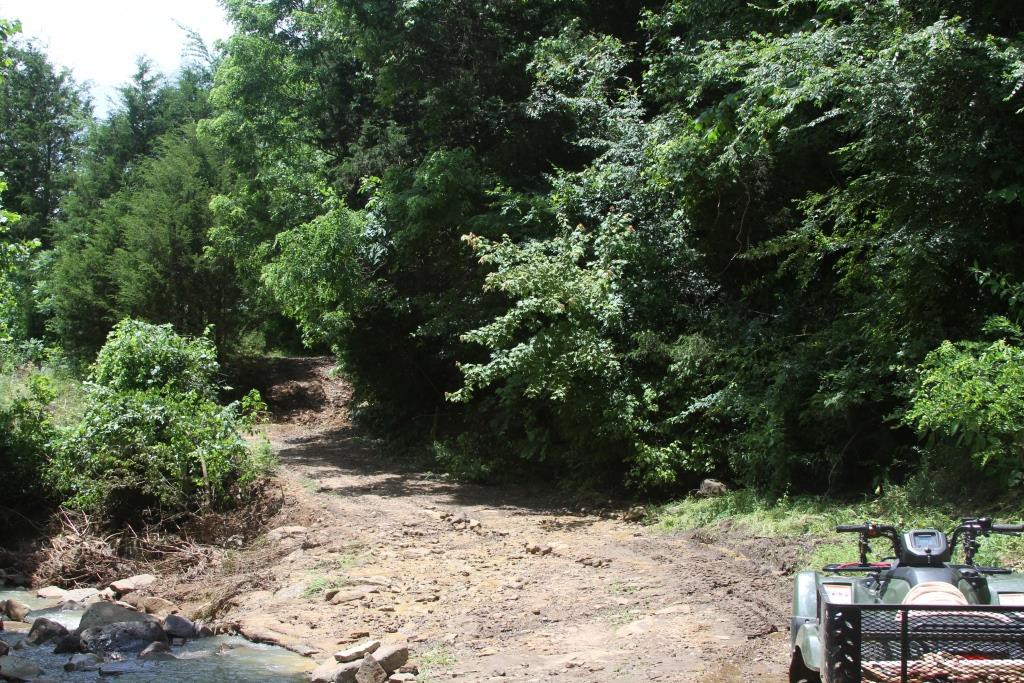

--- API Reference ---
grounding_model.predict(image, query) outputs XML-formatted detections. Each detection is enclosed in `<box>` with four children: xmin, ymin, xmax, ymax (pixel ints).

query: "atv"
<box><xmin>790</xmin><ymin>518</ymin><xmax>1024</xmax><ymax>683</ymax></box>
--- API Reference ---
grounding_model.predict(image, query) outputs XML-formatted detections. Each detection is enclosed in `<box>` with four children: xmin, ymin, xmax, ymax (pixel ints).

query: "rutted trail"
<box><xmin>189</xmin><ymin>358</ymin><xmax>791</xmax><ymax>681</ymax></box>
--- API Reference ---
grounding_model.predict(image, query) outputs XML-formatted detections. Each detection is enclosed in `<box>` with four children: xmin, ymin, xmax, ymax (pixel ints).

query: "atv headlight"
<box><xmin>822</xmin><ymin>583</ymin><xmax>853</xmax><ymax>604</ymax></box>
<box><xmin>998</xmin><ymin>592</ymin><xmax>1024</xmax><ymax>606</ymax></box>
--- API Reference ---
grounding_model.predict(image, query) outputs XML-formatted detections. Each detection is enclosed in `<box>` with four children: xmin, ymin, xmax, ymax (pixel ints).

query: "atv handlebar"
<box><xmin>835</xmin><ymin>522</ymin><xmax>899</xmax><ymax>537</ymax></box>
<box><xmin>830</xmin><ymin>519</ymin><xmax>1024</xmax><ymax>569</ymax></box>
<box><xmin>836</xmin><ymin>522</ymin><xmax>901</xmax><ymax>565</ymax></box>
<box><xmin>948</xmin><ymin>518</ymin><xmax>1024</xmax><ymax>566</ymax></box>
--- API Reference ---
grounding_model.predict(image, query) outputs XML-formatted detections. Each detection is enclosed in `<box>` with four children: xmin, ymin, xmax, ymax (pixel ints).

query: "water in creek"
<box><xmin>0</xmin><ymin>590</ymin><xmax>316</xmax><ymax>682</ymax></box>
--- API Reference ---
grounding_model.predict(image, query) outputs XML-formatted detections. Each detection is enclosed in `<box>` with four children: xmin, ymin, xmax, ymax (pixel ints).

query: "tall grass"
<box><xmin>654</xmin><ymin>488</ymin><xmax>1024</xmax><ymax>571</ymax></box>
<box><xmin>0</xmin><ymin>358</ymin><xmax>85</xmax><ymax>428</ymax></box>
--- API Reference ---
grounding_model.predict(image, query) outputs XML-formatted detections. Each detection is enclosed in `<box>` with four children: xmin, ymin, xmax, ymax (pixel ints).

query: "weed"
<box><xmin>302</xmin><ymin>575</ymin><xmax>348</xmax><ymax>597</ymax></box>
<box><xmin>313</xmin><ymin>552</ymin><xmax>362</xmax><ymax>572</ymax></box>
<box><xmin>221</xmin><ymin>550</ymin><xmax>241</xmax><ymax>574</ymax></box>
<box><xmin>605</xmin><ymin>607</ymin><xmax>637</xmax><ymax>626</ymax></box>
<box><xmin>415</xmin><ymin>647</ymin><xmax>456</xmax><ymax>679</ymax></box>
<box><xmin>607</xmin><ymin>581</ymin><xmax>639</xmax><ymax>595</ymax></box>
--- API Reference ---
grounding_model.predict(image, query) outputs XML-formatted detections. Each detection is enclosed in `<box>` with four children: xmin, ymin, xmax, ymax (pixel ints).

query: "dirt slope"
<box><xmin>178</xmin><ymin>358</ymin><xmax>791</xmax><ymax>682</ymax></box>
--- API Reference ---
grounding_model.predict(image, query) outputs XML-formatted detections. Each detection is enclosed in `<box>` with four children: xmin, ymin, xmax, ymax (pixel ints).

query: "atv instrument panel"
<box><xmin>900</xmin><ymin>528</ymin><xmax>951</xmax><ymax>565</ymax></box>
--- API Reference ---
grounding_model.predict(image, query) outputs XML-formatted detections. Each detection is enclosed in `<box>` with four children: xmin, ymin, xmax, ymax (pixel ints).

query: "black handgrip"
<box><xmin>836</xmin><ymin>524</ymin><xmax>866</xmax><ymax>533</ymax></box>
<box><xmin>992</xmin><ymin>523</ymin><xmax>1024</xmax><ymax>533</ymax></box>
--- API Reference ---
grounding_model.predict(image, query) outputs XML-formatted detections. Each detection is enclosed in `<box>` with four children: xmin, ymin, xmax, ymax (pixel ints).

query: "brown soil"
<box><xmin>171</xmin><ymin>357</ymin><xmax>792</xmax><ymax>682</ymax></box>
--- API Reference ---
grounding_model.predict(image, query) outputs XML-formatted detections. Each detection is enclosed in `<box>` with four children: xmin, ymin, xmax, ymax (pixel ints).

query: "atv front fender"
<box><xmin>792</xmin><ymin>621</ymin><xmax>821</xmax><ymax>672</ymax></box>
<box><xmin>792</xmin><ymin>571</ymin><xmax>818</xmax><ymax>620</ymax></box>
<box><xmin>791</xmin><ymin>571</ymin><xmax>821</xmax><ymax>671</ymax></box>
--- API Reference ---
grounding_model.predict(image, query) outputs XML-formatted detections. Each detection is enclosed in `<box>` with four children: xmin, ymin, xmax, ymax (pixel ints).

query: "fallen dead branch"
<box><xmin>25</xmin><ymin>489</ymin><xmax>281</xmax><ymax>589</ymax></box>
<box><xmin>32</xmin><ymin>511</ymin><xmax>143</xmax><ymax>587</ymax></box>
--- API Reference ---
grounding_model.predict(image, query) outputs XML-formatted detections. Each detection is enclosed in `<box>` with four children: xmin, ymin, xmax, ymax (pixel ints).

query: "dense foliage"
<box><xmin>47</xmin><ymin>321</ymin><xmax>269</xmax><ymax>522</ymax></box>
<box><xmin>4</xmin><ymin>1</ymin><xmax>1024</xmax><ymax>502</ymax></box>
<box><xmin>91</xmin><ymin>319</ymin><xmax>219</xmax><ymax>397</ymax></box>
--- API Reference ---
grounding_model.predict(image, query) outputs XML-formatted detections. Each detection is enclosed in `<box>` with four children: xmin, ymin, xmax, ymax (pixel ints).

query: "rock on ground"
<box><xmin>0</xmin><ymin>655</ymin><xmax>41</xmax><ymax>681</ymax></box>
<box><xmin>79</xmin><ymin>621</ymin><xmax>168</xmax><ymax>656</ymax></box>
<box><xmin>328</xmin><ymin>586</ymin><xmax>377</xmax><ymax>605</ymax></box>
<box><xmin>623</xmin><ymin>506</ymin><xmax>646</xmax><ymax>522</ymax></box>
<box><xmin>697</xmin><ymin>478</ymin><xmax>729</xmax><ymax>497</ymax></box>
<box><xmin>52</xmin><ymin>634</ymin><xmax>83</xmax><ymax>654</ymax></box>
<box><xmin>267</xmin><ymin>526</ymin><xmax>308</xmax><ymax>543</ymax></box>
<box><xmin>27</xmin><ymin>617</ymin><xmax>68</xmax><ymax>645</ymax></box>
<box><xmin>63</xmin><ymin>652</ymin><xmax>102</xmax><ymax>671</ymax></box>
<box><xmin>355</xmin><ymin>654</ymin><xmax>388</xmax><ymax>683</ymax></box>
<box><xmin>77</xmin><ymin>602</ymin><xmax>156</xmax><ymax>632</ymax></box>
<box><xmin>59</xmin><ymin>588</ymin><xmax>99</xmax><ymax>605</ymax></box>
<box><xmin>1</xmin><ymin>599</ymin><xmax>29</xmax><ymax>622</ymax></box>
<box><xmin>163</xmin><ymin>614</ymin><xmax>195</xmax><ymax>639</ymax></box>
<box><xmin>35</xmin><ymin>586</ymin><xmax>66</xmax><ymax>600</ymax></box>
<box><xmin>335</xmin><ymin>639</ymin><xmax>381</xmax><ymax>663</ymax></box>
<box><xmin>123</xmin><ymin>594</ymin><xmax>177</xmax><ymax>617</ymax></box>
<box><xmin>108</xmin><ymin>574</ymin><xmax>157</xmax><ymax>596</ymax></box>
<box><xmin>373</xmin><ymin>643</ymin><xmax>409</xmax><ymax>673</ymax></box>
<box><xmin>310</xmin><ymin>659</ymin><xmax>357</xmax><ymax>683</ymax></box>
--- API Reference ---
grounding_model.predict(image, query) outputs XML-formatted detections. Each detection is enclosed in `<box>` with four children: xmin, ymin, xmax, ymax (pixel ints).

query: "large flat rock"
<box><xmin>79</xmin><ymin>620</ymin><xmax>167</xmax><ymax>655</ymax></box>
<box><xmin>76</xmin><ymin>602</ymin><xmax>156</xmax><ymax>632</ymax></box>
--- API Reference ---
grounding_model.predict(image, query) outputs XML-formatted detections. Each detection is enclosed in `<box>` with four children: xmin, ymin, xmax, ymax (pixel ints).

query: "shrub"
<box><xmin>47</xmin><ymin>320</ymin><xmax>272</xmax><ymax>522</ymax></box>
<box><xmin>91</xmin><ymin>319</ymin><xmax>219</xmax><ymax>397</ymax></box>
<box><xmin>48</xmin><ymin>387</ymin><xmax>265</xmax><ymax>520</ymax></box>
<box><xmin>0</xmin><ymin>367</ymin><xmax>56</xmax><ymax>500</ymax></box>
<box><xmin>905</xmin><ymin>328</ymin><xmax>1024</xmax><ymax>486</ymax></box>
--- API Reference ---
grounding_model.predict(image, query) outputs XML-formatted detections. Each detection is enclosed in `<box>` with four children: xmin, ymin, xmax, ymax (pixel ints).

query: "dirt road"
<box><xmin>190</xmin><ymin>358</ymin><xmax>791</xmax><ymax>682</ymax></box>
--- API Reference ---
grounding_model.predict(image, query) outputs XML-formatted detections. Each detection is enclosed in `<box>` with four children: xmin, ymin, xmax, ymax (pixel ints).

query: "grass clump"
<box><xmin>312</xmin><ymin>552</ymin><xmax>362</xmax><ymax>573</ymax></box>
<box><xmin>302</xmin><ymin>575</ymin><xmax>349</xmax><ymax>597</ymax></box>
<box><xmin>418</xmin><ymin>646</ymin><xmax>456</xmax><ymax>673</ymax></box>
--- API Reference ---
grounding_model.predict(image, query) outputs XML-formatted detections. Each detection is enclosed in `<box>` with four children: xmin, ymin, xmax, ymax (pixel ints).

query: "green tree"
<box><xmin>47</xmin><ymin>59</ymin><xmax>250</xmax><ymax>357</ymax></box>
<box><xmin>210</xmin><ymin>0</ymin><xmax>657</xmax><ymax>440</ymax></box>
<box><xmin>0</xmin><ymin>41</ymin><xmax>88</xmax><ymax>243</ymax></box>
<box><xmin>450</xmin><ymin>0</ymin><xmax>1024</xmax><ymax>491</ymax></box>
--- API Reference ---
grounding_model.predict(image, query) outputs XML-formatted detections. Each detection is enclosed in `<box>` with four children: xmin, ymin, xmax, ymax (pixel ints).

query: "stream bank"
<box><xmin>0</xmin><ymin>588</ymin><xmax>313</xmax><ymax>681</ymax></box>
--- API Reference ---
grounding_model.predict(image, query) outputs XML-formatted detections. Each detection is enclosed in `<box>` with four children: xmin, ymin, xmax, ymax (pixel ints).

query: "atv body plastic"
<box><xmin>791</xmin><ymin>570</ymin><xmax>1024</xmax><ymax>680</ymax></box>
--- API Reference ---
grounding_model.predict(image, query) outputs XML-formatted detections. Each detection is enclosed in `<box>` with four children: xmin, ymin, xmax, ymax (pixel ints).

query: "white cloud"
<box><xmin>2</xmin><ymin>0</ymin><xmax>233</xmax><ymax>115</ymax></box>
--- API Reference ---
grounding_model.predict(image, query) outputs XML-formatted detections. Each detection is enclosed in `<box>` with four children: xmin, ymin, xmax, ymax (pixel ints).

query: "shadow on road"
<box><xmin>273</xmin><ymin>426</ymin><xmax>610</xmax><ymax>521</ymax></box>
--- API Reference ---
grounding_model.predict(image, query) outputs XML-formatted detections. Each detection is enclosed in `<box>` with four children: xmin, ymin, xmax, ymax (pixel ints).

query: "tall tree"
<box><xmin>0</xmin><ymin>41</ymin><xmax>88</xmax><ymax>244</ymax></box>
<box><xmin>48</xmin><ymin>62</ymin><xmax>241</xmax><ymax>356</ymax></box>
<box><xmin>209</xmin><ymin>0</ymin><xmax>658</xmax><ymax>437</ymax></box>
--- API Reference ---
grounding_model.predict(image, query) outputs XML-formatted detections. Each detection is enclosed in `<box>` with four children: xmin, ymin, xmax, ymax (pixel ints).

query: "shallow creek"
<box><xmin>0</xmin><ymin>590</ymin><xmax>315</xmax><ymax>681</ymax></box>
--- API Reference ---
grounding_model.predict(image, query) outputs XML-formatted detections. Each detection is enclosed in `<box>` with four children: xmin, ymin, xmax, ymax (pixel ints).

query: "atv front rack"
<box><xmin>821</xmin><ymin>590</ymin><xmax>1024</xmax><ymax>683</ymax></box>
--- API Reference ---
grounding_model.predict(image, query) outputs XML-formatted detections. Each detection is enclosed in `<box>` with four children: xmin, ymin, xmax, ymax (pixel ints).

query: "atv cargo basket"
<box><xmin>821</xmin><ymin>590</ymin><xmax>1024</xmax><ymax>683</ymax></box>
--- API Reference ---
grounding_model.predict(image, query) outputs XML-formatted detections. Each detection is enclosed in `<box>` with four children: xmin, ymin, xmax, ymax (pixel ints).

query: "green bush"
<box><xmin>47</xmin><ymin>386</ymin><xmax>265</xmax><ymax>519</ymax></box>
<box><xmin>47</xmin><ymin>320</ymin><xmax>272</xmax><ymax>522</ymax></box>
<box><xmin>0</xmin><ymin>367</ymin><xmax>56</xmax><ymax>500</ymax></box>
<box><xmin>91</xmin><ymin>319</ymin><xmax>219</xmax><ymax>397</ymax></box>
<box><xmin>431</xmin><ymin>436</ymin><xmax>498</xmax><ymax>483</ymax></box>
<box><xmin>906</xmin><ymin>327</ymin><xmax>1024</xmax><ymax>486</ymax></box>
